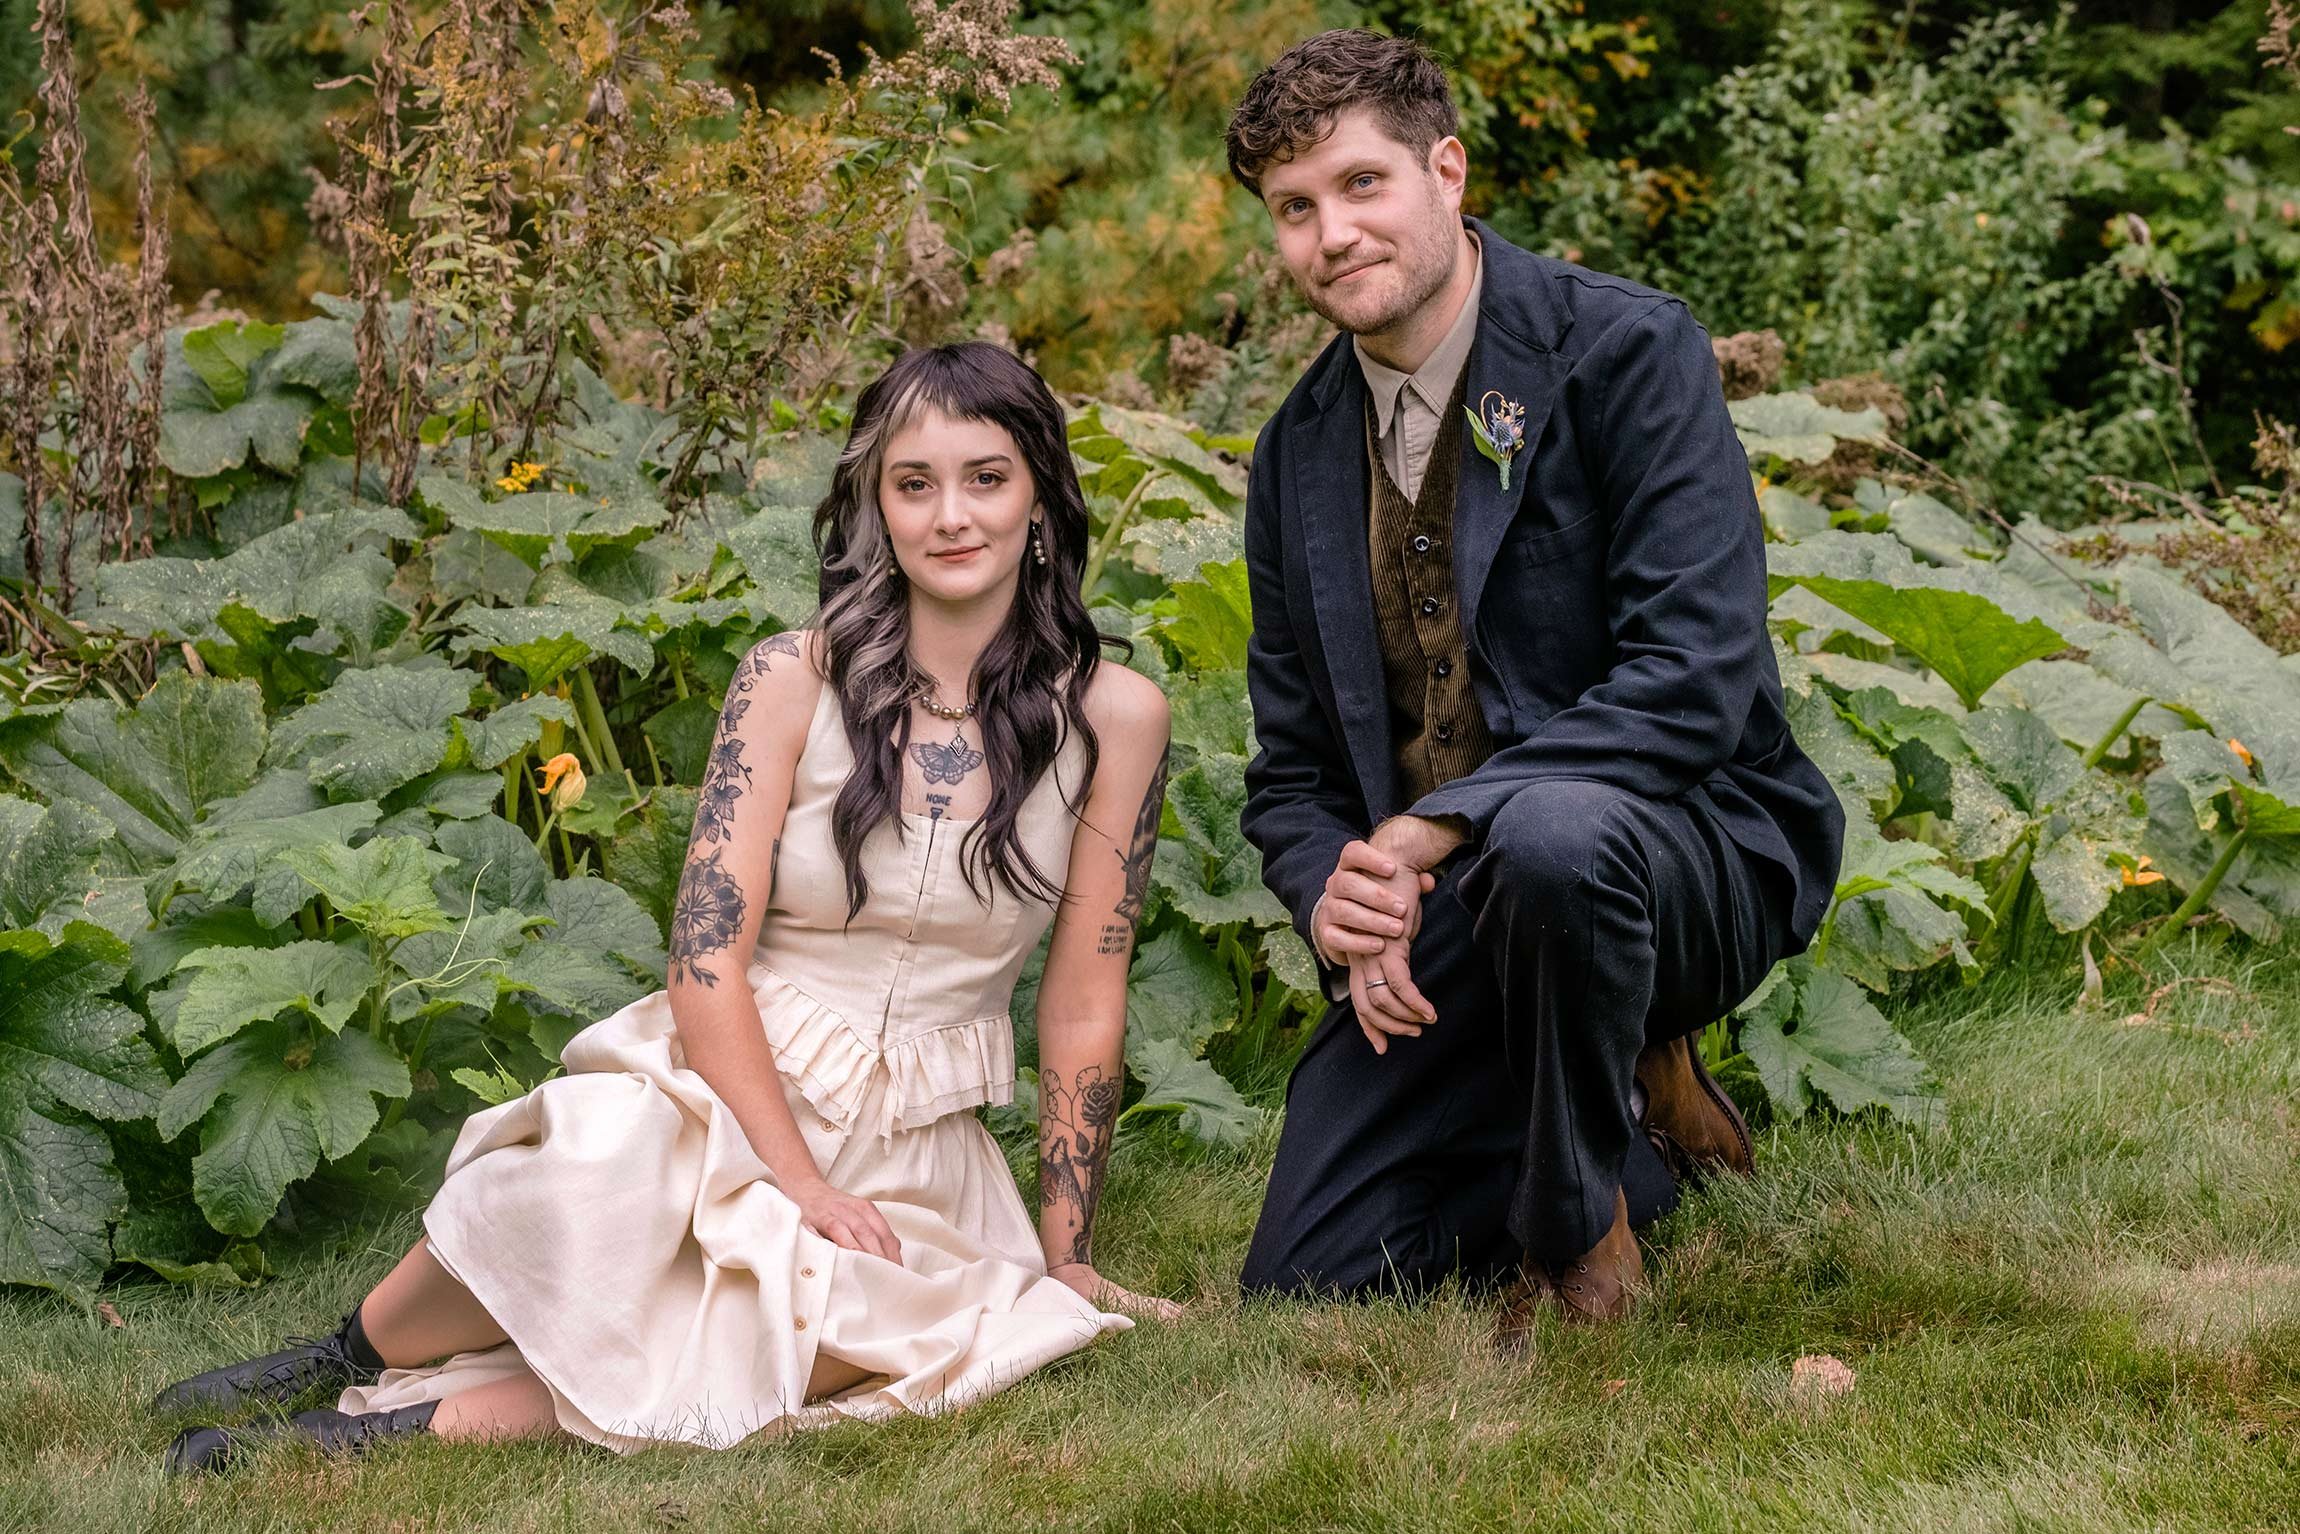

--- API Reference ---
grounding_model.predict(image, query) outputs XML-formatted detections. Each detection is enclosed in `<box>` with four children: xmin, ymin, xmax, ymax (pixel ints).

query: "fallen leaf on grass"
<box><xmin>1602</xmin><ymin>1378</ymin><xmax>1628</xmax><ymax>1400</ymax></box>
<box><xmin>97</xmin><ymin>1303</ymin><xmax>125</xmax><ymax>1329</ymax></box>
<box><xmin>1788</xmin><ymin>1353</ymin><xmax>1856</xmax><ymax>1405</ymax></box>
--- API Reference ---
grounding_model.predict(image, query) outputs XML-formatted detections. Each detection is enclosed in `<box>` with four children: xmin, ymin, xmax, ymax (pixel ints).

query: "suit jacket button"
<box><xmin>1411</xmin><ymin>534</ymin><xmax>1433</xmax><ymax>554</ymax></box>
<box><xmin>1434</xmin><ymin>658</ymin><xmax>1453</xmax><ymax>678</ymax></box>
<box><xmin>1435</xmin><ymin>723</ymin><xmax>1455</xmax><ymax>742</ymax></box>
<box><xmin>1418</xmin><ymin>596</ymin><xmax>1440</xmax><ymax>616</ymax></box>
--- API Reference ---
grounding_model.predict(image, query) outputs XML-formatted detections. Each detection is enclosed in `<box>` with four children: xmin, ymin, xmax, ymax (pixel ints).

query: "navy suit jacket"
<box><xmin>1240</xmin><ymin>220</ymin><xmax>1843</xmax><ymax>993</ymax></box>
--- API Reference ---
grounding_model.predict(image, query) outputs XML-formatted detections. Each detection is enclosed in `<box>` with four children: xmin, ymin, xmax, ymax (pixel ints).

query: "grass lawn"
<box><xmin>7</xmin><ymin>938</ymin><xmax>2300</xmax><ymax>1533</ymax></box>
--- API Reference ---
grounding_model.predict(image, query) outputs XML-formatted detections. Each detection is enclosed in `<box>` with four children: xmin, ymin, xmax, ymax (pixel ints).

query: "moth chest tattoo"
<box><xmin>909</xmin><ymin>728</ymin><xmax>985</xmax><ymax>785</ymax></box>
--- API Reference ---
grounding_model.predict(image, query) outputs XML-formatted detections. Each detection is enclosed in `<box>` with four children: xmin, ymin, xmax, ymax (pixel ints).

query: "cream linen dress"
<box><xmin>337</xmin><ymin>680</ymin><xmax>1132</xmax><ymax>1452</ymax></box>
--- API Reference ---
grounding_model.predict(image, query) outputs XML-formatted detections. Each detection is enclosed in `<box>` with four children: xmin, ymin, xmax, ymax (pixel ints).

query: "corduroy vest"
<box><xmin>1364</xmin><ymin>367</ymin><xmax>1495</xmax><ymax>804</ymax></box>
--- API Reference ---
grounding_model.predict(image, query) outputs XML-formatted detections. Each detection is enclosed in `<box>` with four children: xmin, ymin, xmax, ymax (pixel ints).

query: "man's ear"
<box><xmin>1428</xmin><ymin>134</ymin><xmax>1469</xmax><ymax>210</ymax></box>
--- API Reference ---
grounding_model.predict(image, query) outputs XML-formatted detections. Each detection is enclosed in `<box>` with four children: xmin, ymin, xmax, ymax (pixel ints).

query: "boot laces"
<box><xmin>250</xmin><ymin>1324</ymin><xmax>359</xmax><ymax>1392</ymax></box>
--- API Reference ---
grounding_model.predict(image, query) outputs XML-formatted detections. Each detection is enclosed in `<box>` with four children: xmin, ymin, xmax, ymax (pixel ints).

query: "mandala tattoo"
<box><xmin>1039</xmin><ymin>1063</ymin><xmax>1123</xmax><ymax>1266</ymax></box>
<box><xmin>909</xmin><ymin>728</ymin><xmax>985</xmax><ymax>786</ymax></box>
<box><xmin>1112</xmin><ymin>749</ymin><xmax>1167</xmax><ymax>927</ymax></box>
<box><xmin>669</xmin><ymin>845</ymin><xmax>747</xmax><ymax>987</ymax></box>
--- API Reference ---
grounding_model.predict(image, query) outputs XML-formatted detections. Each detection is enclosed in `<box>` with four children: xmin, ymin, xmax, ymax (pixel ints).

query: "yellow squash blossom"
<box><xmin>538</xmin><ymin>752</ymin><xmax>587</xmax><ymax>811</ymax></box>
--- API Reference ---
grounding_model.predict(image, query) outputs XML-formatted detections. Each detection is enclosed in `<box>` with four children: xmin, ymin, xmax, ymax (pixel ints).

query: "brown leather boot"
<box><xmin>1492</xmin><ymin>1189</ymin><xmax>1644</xmax><ymax>1351</ymax></box>
<box><xmin>1636</xmin><ymin>1032</ymin><xmax>1754</xmax><ymax>1182</ymax></box>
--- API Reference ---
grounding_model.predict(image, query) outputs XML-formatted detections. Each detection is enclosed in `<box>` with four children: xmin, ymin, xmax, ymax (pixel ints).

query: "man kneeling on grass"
<box><xmin>1225</xmin><ymin>29</ymin><xmax>1844</xmax><ymax>1340</ymax></box>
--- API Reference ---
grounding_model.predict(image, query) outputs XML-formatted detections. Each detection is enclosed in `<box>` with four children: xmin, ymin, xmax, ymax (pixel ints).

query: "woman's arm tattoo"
<box><xmin>690</xmin><ymin>633</ymin><xmax>799</xmax><ymax>847</ymax></box>
<box><xmin>672</xmin><ymin>633</ymin><xmax>801</xmax><ymax>985</ymax></box>
<box><xmin>669</xmin><ymin>846</ymin><xmax>744</xmax><ymax>987</ymax></box>
<box><xmin>1111</xmin><ymin>750</ymin><xmax>1167</xmax><ymax>926</ymax></box>
<box><xmin>1039</xmin><ymin>1063</ymin><xmax>1123</xmax><ymax>1267</ymax></box>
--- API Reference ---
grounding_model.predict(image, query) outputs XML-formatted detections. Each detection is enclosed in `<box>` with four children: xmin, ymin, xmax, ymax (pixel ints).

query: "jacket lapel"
<box><xmin>1453</xmin><ymin>227</ymin><xmax>1573</xmax><ymax>643</ymax></box>
<box><xmin>1292</xmin><ymin>357</ymin><xmax>1398</xmax><ymax>818</ymax></box>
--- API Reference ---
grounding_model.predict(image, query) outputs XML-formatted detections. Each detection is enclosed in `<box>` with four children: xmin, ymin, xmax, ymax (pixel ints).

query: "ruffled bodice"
<box><xmin>747</xmin><ymin>677</ymin><xmax>1089</xmax><ymax>1135</ymax></box>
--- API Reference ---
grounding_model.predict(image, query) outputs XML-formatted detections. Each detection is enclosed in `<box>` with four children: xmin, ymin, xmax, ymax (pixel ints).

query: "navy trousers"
<box><xmin>1239</xmin><ymin>778</ymin><xmax>1802</xmax><ymax>1297</ymax></box>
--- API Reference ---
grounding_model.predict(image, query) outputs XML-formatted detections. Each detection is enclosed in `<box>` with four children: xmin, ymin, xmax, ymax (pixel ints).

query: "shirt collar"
<box><xmin>1353</xmin><ymin>239</ymin><xmax>1484</xmax><ymax>438</ymax></box>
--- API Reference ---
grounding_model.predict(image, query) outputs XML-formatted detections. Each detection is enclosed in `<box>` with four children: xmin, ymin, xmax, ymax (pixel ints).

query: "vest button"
<box><xmin>1434</xmin><ymin>658</ymin><xmax>1453</xmax><ymax>678</ymax></box>
<box><xmin>1418</xmin><ymin>596</ymin><xmax>1440</xmax><ymax>616</ymax></box>
<box><xmin>1411</xmin><ymin>534</ymin><xmax>1432</xmax><ymax>554</ymax></box>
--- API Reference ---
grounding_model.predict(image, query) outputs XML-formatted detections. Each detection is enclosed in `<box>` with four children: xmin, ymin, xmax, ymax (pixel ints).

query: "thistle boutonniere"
<box><xmin>1465</xmin><ymin>390</ymin><xmax>1526</xmax><ymax>492</ymax></box>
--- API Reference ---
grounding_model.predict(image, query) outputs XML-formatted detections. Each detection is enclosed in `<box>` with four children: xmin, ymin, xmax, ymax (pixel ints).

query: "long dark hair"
<box><xmin>811</xmin><ymin>341</ymin><xmax>1129</xmax><ymax>920</ymax></box>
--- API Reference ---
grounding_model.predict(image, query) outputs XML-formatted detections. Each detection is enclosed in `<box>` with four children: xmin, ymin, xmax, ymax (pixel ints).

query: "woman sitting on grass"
<box><xmin>152</xmin><ymin>341</ymin><xmax>1180</xmax><ymax>1473</ymax></box>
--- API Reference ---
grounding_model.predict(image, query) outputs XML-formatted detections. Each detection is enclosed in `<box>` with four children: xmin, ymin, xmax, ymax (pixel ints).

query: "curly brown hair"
<box><xmin>1224</xmin><ymin>30</ymin><xmax>1458</xmax><ymax>199</ymax></box>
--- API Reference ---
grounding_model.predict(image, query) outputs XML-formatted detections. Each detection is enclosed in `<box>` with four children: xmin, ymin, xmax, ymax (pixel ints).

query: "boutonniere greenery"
<box><xmin>1466</xmin><ymin>390</ymin><xmax>1527</xmax><ymax>491</ymax></box>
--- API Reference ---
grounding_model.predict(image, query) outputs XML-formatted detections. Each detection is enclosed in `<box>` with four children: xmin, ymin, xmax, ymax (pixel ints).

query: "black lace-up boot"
<box><xmin>149</xmin><ymin>1307</ymin><xmax>387</xmax><ymax>1415</ymax></box>
<box><xmin>164</xmin><ymin>1400</ymin><xmax>440</xmax><ymax>1476</ymax></box>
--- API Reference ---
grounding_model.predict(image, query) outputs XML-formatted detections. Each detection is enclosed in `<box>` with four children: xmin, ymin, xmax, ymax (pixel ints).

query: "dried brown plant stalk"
<box><xmin>1</xmin><ymin>0</ymin><xmax>168</xmax><ymax>623</ymax></box>
<box><xmin>129</xmin><ymin>87</ymin><xmax>171</xmax><ymax>555</ymax></box>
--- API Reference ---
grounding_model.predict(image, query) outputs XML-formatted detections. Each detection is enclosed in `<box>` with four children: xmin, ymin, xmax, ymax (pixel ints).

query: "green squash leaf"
<box><xmin>502</xmin><ymin>877</ymin><xmax>667</xmax><ymax>1021</ymax></box>
<box><xmin>160</xmin><ymin>328</ymin><xmax>317</xmax><ymax>477</ymax></box>
<box><xmin>448</xmin><ymin>597</ymin><xmax>656</xmax><ymax>687</ymax></box>
<box><xmin>0</xmin><ymin>794</ymin><xmax>119</xmax><ymax>938</ymax></box>
<box><xmin>1123</xmin><ymin>514</ymin><xmax>1244</xmax><ymax>582</ymax></box>
<box><xmin>0</xmin><ymin>923</ymin><xmax>169</xmax><ymax>1300</ymax></box>
<box><xmin>423</xmin><ymin>474</ymin><xmax>668</xmax><ymax>569</ymax></box>
<box><xmin>642</xmin><ymin>695</ymin><xmax>719</xmax><ymax>784</ymax></box>
<box><xmin>1728</xmin><ymin>391</ymin><xmax>1886</xmax><ymax>466</ymax></box>
<box><xmin>1151</xmin><ymin>755</ymin><xmax>1287</xmax><ymax>928</ymax></box>
<box><xmin>602</xmin><ymin>787</ymin><xmax>696</xmax><ymax>937</ymax></box>
<box><xmin>86</xmin><ymin>507</ymin><xmax>414</xmax><ymax>670</ymax></box>
<box><xmin>268</xmin><ymin>663</ymin><xmax>477</xmax><ymax>801</ymax></box>
<box><xmin>0</xmin><ymin>673</ymin><xmax>267</xmax><ymax>875</ymax></box>
<box><xmin>1259</xmin><ymin>924</ymin><xmax>1322</xmax><ymax>998</ymax></box>
<box><xmin>156</xmin><ymin>1018</ymin><xmax>411</xmax><ymax>1237</ymax></box>
<box><xmin>267</xmin><ymin>316</ymin><xmax>358</xmax><ymax>405</ymax></box>
<box><xmin>721</xmin><ymin>503</ymin><xmax>823</xmax><ymax>629</ymax></box>
<box><xmin>1122</xmin><ymin>1034</ymin><xmax>1261</xmax><ymax>1147</ymax></box>
<box><xmin>181</xmin><ymin>320</ymin><xmax>285</xmax><ymax>409</ymax></box>
<box><xmin>1165</xmin><ymin>668</ymin><xmax>1253</xmax><ymax>762</ymax></box>
<box><xmin>457</xmin><ymin>693</ymin><xmax>576</xmax><ymax>771</ymax></box>
<box><xmin>279</xmin><ymin>835</ymin><xmax>456</xmax><ymax>940</ymax></box>
<box><xmin>171</xmin><ymin>940</ymin><xmax>375</xmax><ymax>1057</ymax></box>
<box><xmin>1124</xmin><ymin>928</ymin><xmax>1232</xmax><ymax>1054</ymax></box>
<box><xmin>173</xmin><ymin>793</ymin><xmax>384</xmax><ymax>928</ymax></box>
<box><xmin>429</xmin><ymin>814</ymin><xmax>551</xmax><ymax>917</ymax></box>
<box><xmin>1155</xmin><ymin>559</ymin><xmax>1252</xmax><ymax>673</ymax></box>
<box><xmin>1738</xmin><ymin>960</ymin><xmax>1942</xmax><ymax>1127</ymax></box>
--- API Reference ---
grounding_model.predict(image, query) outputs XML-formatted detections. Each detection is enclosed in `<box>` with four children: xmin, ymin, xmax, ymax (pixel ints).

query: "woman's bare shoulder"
<box><xmin>1081</xmin><ymin>658</ymin><xmax>1170</xmax><ymax>758</ymax></box>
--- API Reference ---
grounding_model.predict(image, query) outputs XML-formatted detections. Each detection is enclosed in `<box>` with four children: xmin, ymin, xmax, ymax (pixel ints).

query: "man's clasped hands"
<box><xmin>1309</xmin><ymin>813</ymin><xmax>1471</xmax><ymax>1055</ymax></box>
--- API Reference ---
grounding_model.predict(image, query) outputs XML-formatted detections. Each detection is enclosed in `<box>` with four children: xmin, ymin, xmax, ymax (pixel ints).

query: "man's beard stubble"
<box><xmin>1301</xmin><ymin>201</ymin><xmax>1460</xmax><ymax>342</ymax></box>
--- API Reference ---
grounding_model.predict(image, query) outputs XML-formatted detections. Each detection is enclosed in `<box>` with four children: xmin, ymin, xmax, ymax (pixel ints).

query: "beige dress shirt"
<box><xmin>1352</xmin><ymin>245</ymin><xmax>1485</xmax><ymax>501</ymax></box>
